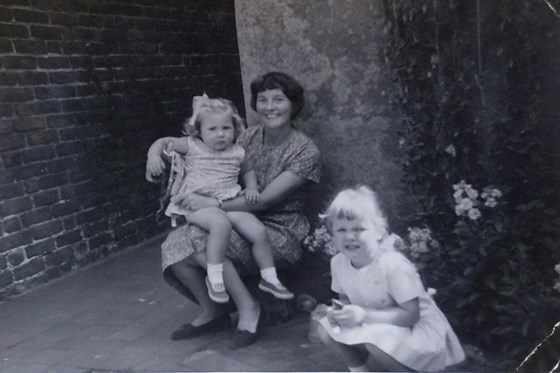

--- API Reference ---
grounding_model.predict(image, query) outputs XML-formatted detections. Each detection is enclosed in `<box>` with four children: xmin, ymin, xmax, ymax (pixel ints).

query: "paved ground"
<box><xmin>0</xmin><ymin>233</ymin><xmax>349</xmax><ymax>373</ymax></box>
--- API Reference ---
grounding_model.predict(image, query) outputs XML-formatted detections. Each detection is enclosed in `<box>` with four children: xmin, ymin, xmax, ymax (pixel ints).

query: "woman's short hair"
<box><xmin>250</xmin><ymin>71</ymin><xmax>305</xmax><ymax>120</ymax></box>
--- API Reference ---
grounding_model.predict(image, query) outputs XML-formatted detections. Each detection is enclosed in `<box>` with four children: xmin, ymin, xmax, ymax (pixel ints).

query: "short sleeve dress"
<box><xmin>319</xmin><ymin>241</ymin><xmax>465</xmax><ymax>372</ymax></box>
<box><xmin>161</xmin><ymin>124</ymin><xmax>321</xmax><ymax>295</ymax></box>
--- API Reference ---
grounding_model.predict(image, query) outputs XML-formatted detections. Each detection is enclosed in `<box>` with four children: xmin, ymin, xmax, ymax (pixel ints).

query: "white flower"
<box><xmin>555</xmin><ymin>263</ymin><xmax>560</xmax><ymax>275</ymax></box>
<box><xmin>468</xmin><ymin>208</ymin><xmax>481</xmax><ymax>220</ymax></box>
<box><xmin>484</xmin><ymin>198</ymin><xmax>497</xmax><ymax>208</ymax></box>
<box><xmin>444</xmin><ymin>144</ymin><xmax>456</xmax><ymax>157</ymax></box>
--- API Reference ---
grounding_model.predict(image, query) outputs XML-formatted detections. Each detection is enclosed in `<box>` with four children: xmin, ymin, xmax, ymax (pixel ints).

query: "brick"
<box><xmin>0</xmin><ymin>87</ymin><xmax>34</xmax><ymax>102</ymax></box>
<box><xmin>101</xmin><ymin>3</ymin><xmax>142</xmax><ymax>16</ymax></box>
<box><xmin>13</xmin><ymin>103</ymin><xmax>31</xmax><ymax>116</ymax></box>
<box><xmin>0</xmin><ymin>104</ymin><xmax>13</xmax><ymax>117</ymax></box>
<box><xmin>1</xmin><ymin>151</ymin><xmax>22</xmax><ymax>167</ymax></box>
<box><xmin>35</xmin><ymin>85</ymin><xmax>75</xmax><ymax>99</ymax></box>
<box><xmin>61</xmin><ymin>41</ymin><xmax>89</xmax><ymax>54</ymax></box>
<box><xmin>49</xmin><ymin>13</ymin><xmax>78</xmax><ymax>26</ymax></box>
<box><xmin>56</xmin><ymin>141</ymin><xmax>84</xmax><ymax>156</ymax></box>
<box><xmin>55</xmin><ymin>229</ymin><xmax>82</xmax><ymax>247</ymax></box>
<box><xmin>76</xmin><ymin>207</ymin><xmax>103</xmax><ymax>225</ymax></box>
<box><xmin>1</xmin><ymin>56</ymin><xmax>36</xmax><ymax>69</ymax></box>
<box><xmin>31</xmin><ymin>220</ymin><xmax>63</xmax><ymax>240</ymax></box>
<box><xmin>45</xmin><ymin>245</ymin><xmax>73</xmax><ymax>267</ymax></box>
<box><xmin>69</xmin><ymin>56</ymin><xmax>92</xmax><ymax>68</ymax></box>
<box><xmin>0</xmin><ymin>183</ymin><xmax>24</xmax><ymax>199</ymax></box>
<box><xmin>0</xmin><ymin>118</ymin><xmax>11</xmax><ymax>133</ymax></box>
<box><xmin>13</xmin><ymin>40</ymin><xmax>48</xmax><ymax>54</ymax></box>
<box><xmin>50</xmin><ymin>71</ymin><xmax>88</xmax><ymax>84</ymax></box>
<box><xmin>35</xmin><ymin>0</ymin><xmax>88</xmax><ymax>12</ymax></box>
<box><xmin>74</xmin><ymin>27</ymin><xmax>100</xmax><ymax>40</ymax></box>
<box><xmin>25</xmin><ymin>238</ymin><xmax>55</xmax><ymax>258</ymax></box>
<box><xmin>31</xmin><ymin>100</ymin><xmax>61</xmax><ymax>114</ymax></box>
<box><xmin>37</xmin><ymin>56</ymin><xmax>70</xmax><ymax>69</ymax></box>
<box><xmin>83</xmin><ymin>221</ymin><xmax>108</xmax><ymax>238</ymax></box>
<box><xmin>0</xmin><ymin>23</ymin><xmax>30</xmax><ymax>38</ymax></box>
<box><xmin>0</xmin><ymin>270</ymin><xmax>13</xmax><ymax>288</ymax></box>
<box><xmin>13</xmin><ymin>117</ymin><xmax>46</xmax><ymax>132</ymax></box>
<box><xmin>62</xmin><ymin>215</ymin><xmax>76</xmax><ymax>229</ymax></box>
<box><xmin>13</xmin><ymin>9</ymin><xmax>49</xmax><ymax>24</ymax></box>
<box><xmin>0</xmin><ymin>196</ymin><xmax>32</xmax><ymax>216</ymax></box>
<box><xmin>51</xmin><ymin>199</ymin><xmax>81</xmax><ymax>217</ymax></box>
<box><xmin>0</xmin><ymin>72</ymin><xmax>17</xmax><ymax>85</ymax></box>
<box><xmin>0</xmin><ymin>230</ymin><xmax>32</xmax><ymax>252</ymax></box>
<box><xmin>12</xmin><ymin>163</ymin><xmax>47</xmax><ymax>181</ymax></box>
<box><xmin>0</xmin><ymin>133</ymin><xmax>25</xmax><ymax>151</ymax></box>
<box><xmin>33</xmin><ymin>189</ymin><xmax>59</xmax><ymax>207</ymax></box>
<box><xmin>8</xmin><ymin>250</ymin><xmax>25</xmax><ymax>266</ymax></box>
<box><xmin>88</xmin><ymin>232</ymin><xmax>113</xmax><ymax>250</ymax></box>
<box><xmin>47</xmin><ymin>114</ymin><xmax>76</xmax><ymax>128</ymax></box>
<box><xmin>34</xmin><ymin>173</ymin><xmax>68</xmax><ymax>190</ymax></box>
<box><xmin>46</xmin><ymin>157</ymin><xmax>76</xmax><ymax>173</ymax></box>
<box><xmin>0</xmin><ymin>256</ymin><xmax>6</xmax><ymax>270</ymax></box>
<box><xmin>13</xmin><ymin>258</ymin><xmax>45</xmax><ymax>281</ymax></box>
<box><xmin>21</xmin><ymin>207</ymin><xmax>52</xmax><ymax>226</ymax></box>
<box><xmin>30</xmin><ymin>25</ymin><xmax>64</xmax><ymax>40</ymax></box>
<box><xmin>3</xmin><ymin>216</ymin><xmax>22</xmax><ymax>233</ymax></box>
<box><xmin>15</xmin><ymin>71</ymin><xmax>49</xmax><ymax>85</ymax></box>
<box><xmin>0</xmin><ymin>7</ymin><xmax>12</xmax><ymax>22</ymax></box>
<box><xmin>27</xmin><ymin>130</ymin><xmax>60</xmax><ymax>145</ymax></box>
<box><xmin>23</xmin><ymin>145</ymin><xmax>55</xmax><ymax>163</ymax></box>
<box><xmin>46</xmin><ymin>41</ymin><xmax>62</xmax><ymax>53</ymax></box>
<box><xmin>0</xmin><ymin>38</ymin><xmax>13</xmax><ymax>53</ymax></box>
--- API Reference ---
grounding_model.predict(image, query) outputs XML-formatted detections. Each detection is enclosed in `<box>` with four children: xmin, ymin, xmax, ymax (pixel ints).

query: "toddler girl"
<box><xmin>316</xmin><ymin>186</ymin><xmax>465</xmax><ymax>372</ymax></box>
<box><xmin>145</xmin><ymin>94</ymin><xmax>293</xmax><ymax>303</ymax></box>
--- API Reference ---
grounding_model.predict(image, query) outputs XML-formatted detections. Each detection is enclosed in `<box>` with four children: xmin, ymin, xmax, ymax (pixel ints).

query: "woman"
<box><xmin>151</xmin><ymin>71</ymin><xmax>321</xmax><ymax>349</ymax></box>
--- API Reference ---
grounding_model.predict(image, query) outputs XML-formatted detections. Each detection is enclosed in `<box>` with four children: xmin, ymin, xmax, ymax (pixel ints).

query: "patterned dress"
<box><xmin>164</xmin><ymin>136</ymin><xmax>245</xmax><ymax>223</ymax></box>
<box><xmin>319</xmin><ymin>239</ymin><xmax>465</xmax><ymax>372</ymax></box>
<box><xmin>161</xmin><ymin>125</ymin><xmax>321</xmax><ymax>296</ymax></box>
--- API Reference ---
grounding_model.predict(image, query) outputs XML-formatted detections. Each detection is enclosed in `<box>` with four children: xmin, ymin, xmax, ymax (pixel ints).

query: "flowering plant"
<box><xmin>302</xmin><ymin>225</ymin><xmax>337</xmax><ymax>257</ymax></box>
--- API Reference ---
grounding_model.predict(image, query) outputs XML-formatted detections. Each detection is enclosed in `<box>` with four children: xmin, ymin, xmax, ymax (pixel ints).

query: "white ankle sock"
<box><xmin>260</xmin><ymin>267</ymin><xmax>281</xmax><ymax>285</ymax></box>
<box><xmin>207</xmin><ymin>263</ymin><xmax>224</xmax><ymax>289</ymax></box>
<box><xmin>348</xmin><ymin>364</ymin><xmax>369</xmax><ymax>372</ymax></box>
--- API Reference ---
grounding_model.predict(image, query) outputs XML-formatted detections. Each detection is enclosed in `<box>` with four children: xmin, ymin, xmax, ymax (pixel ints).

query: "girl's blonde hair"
<box><xmin>183</xmin><ymin>94</ymin><xmax>246</xmax><ymax>140</ymax></box>
<box><xmin>320</xmin><ymin>185</ymin><xmax>389</xmax><ymax>241</ymax></box>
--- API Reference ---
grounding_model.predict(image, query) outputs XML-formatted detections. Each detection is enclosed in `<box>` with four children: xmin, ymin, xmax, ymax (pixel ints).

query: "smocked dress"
<box><xmin>164</xmin><ymin>136</ymin><xmax>245</xmax><ymax>224</ymax></box>
<box><xmin>161</xmin><ymin>125</ymin><xmax>321</xmax><ymax>296</ymax></box>
<box><xmin>319</xmin><ymin>242</ymin><xmax>465</xmax><ymax>372</ymax></box>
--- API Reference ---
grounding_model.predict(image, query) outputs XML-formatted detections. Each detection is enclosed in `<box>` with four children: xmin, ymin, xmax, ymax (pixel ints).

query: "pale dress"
<box><xmin>160</xmin><ymin>125</ymin><xmax>321</xmax><ymax>298</ymax></box>
<box><xmin>164</xmin><ymin>136</ymin><xmax>245</xmax><ymax>225</ymax></box>
<box><xmin>319</xmin><ymin>241</ymin><xmax>465</xmax><ymax>372</ymax></box>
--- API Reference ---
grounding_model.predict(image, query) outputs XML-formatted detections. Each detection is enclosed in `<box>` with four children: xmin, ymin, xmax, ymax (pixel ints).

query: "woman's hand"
<box><xmin>328</xmin><ymin>305</ymin><xmax>366</xmax><ymax>328</ymax></box>
<box><xmin>146</xmin><ymin>156</ymin><xmax>166</xmax><ymax>182</ymax></box>
<box><xmin>172</xmin><ymin>193</ymin><xmax>219</xmax><ymax>211</ymax></box>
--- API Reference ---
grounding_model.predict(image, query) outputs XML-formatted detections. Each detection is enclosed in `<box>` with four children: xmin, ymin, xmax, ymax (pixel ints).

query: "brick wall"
<box><xmin>0</xmin><ymin>0</ymin><xmax>243</xmax><ymax>299</ymax></box>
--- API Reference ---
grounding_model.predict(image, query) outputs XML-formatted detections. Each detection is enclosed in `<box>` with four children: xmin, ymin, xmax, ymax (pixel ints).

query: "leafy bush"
<box><xmin>383</xmin><ymin>0</ymin><xmax>560</xmax><ymax>369</ymax></box>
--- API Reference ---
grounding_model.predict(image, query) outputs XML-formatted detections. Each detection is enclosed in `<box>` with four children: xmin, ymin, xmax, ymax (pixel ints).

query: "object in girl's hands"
<box><xmin>331</xmin><ymin>298</ymin><xmax>345</xmax><ymax>310</ymax></box>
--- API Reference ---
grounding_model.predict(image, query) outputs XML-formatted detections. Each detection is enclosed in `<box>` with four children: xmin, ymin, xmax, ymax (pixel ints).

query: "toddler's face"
<box><xmin>199</xmin><ymin>111</ymin><xmax>235</xmax><ymax>151</ymax></box>
<box><xmin>331</xmin><ymin>215</ymin><xmax>380</xmax><ymax>266</ymax></box>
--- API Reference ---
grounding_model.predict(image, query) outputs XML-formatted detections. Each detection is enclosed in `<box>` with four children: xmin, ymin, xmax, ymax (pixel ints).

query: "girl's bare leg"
<box><xmin>365</xmin><ymin>343</ymin><xmax>412</xmax><ymax>372</ymax></box>
<box><xmin>316</xmin><ymin>323</ymin><xmax>369</xmax><ymax>370</ymax></box>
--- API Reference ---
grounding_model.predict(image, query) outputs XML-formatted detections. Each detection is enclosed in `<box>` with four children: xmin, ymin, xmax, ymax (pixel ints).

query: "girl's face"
<box><xmin>255</xmin><ymin>89</ymin><xmax>292</xmax><ymax>130</ymax></box>
<box><xmin>331</xmin><ymin>215</ymin><xmax>380</xmax><ymax>267</ymax></box>
<box><xmin>199</xmin><ymin>111</ymin><xmax>235</xmax><ymax>151</ymax></box>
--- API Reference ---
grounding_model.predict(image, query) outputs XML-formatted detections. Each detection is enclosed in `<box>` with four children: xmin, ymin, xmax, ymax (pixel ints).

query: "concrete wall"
<box><xmin>235</xmin><ymin>0</ymin><xmax>409</xmax><ymax>226</ymax></box>
<box><xmin>0</xmin><ymin>0</ymin><xmax>243</xmax><ymax>298</ymax></box>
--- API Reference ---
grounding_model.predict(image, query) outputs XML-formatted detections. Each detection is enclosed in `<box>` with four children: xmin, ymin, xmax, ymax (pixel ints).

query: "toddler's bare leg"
<box><xmin>188</xmin><ymin>207</ymin><xmax>231</xmax><ymax>302</ymax></box>
<box><xmin>227</xmin><ymin>211</ymin><xmax>294</xmax><ymax>300</ymax></box>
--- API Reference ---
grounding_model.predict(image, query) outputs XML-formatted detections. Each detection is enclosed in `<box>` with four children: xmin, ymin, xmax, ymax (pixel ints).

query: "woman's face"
<box><xmin>255</xmin><ymin>89</ymin><xmax>292</xmax><ymax>129</ymax></box>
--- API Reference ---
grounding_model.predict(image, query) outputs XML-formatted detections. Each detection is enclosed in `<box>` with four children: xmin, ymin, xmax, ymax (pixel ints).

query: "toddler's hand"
<box><xmin>244</xmin><ymin>188</ymin><xmax>260</xmax><ymax>204</ymax></box>
<box><xmin>146</xmin><ymin>156</ymin><xmax>165</xmax><ymax>182</ymax></box>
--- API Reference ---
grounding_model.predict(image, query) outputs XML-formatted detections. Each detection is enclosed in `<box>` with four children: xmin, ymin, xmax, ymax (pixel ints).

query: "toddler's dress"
<box><xmin>319</xmin><ymin>237</ymin><xmax>465</xmax><ymax>372</ymax></box>
<box><xmin>164</xmin><ymin>136</ymin><xmax>245</xmax><ymax>226</ymax></box>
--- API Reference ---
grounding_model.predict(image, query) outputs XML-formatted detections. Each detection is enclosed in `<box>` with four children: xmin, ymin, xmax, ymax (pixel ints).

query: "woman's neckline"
<box><xmin>262</xmin><ymin>124</ymin><xmax>296</xmax><ymax>147</ymax></box>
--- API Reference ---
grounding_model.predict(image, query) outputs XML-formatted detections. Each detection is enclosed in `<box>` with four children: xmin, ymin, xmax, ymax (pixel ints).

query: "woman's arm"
<box><xmin>331</xmin><ymin>298</ymin><xmax>420</xmax><ymax>329</ymax></box>
<box><xmin>174</xmin><ymin>171</ymin><xmax>307</xmax><ymax>212</ymax></box>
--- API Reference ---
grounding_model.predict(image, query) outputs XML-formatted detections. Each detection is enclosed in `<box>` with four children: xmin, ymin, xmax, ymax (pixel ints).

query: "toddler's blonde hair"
<box><xmin>320</xmin><ymin>185</ymin><xmax>389</xmax><ymax>241</ymax></box>
<box><xmin>183</xmin><ymin>94</ymin><xmax>245</xmax><ymax>140</ymax></box>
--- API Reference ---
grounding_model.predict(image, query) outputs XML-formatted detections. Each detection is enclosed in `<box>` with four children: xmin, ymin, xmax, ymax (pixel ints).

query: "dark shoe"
<box><xmin>226</xmin><ymin>305</ymin><xmax>262</xmax><ymax>350</ymax></box>
<box><xmin>258</xmin><ymin>279</ymin><xmax>294</xmax><ymax>300</ymax></box>
<box><xmin>171</xmin><ymin>313</ymin><xmax>231</xmax><ymax>340</ymax></box>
